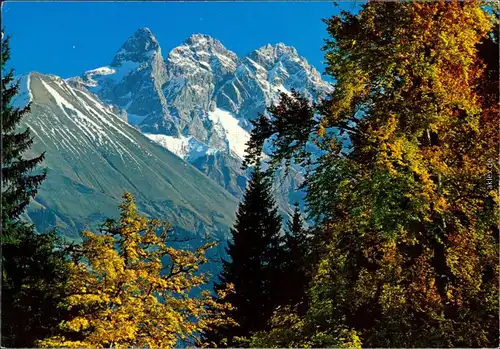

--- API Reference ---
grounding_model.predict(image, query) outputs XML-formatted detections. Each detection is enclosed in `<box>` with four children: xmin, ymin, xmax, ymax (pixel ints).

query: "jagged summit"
<box><xmin>260</xmin><ymin>42</ymin><xmax>299</xmax><ymax>56</ymax></box>
<box><xmin>185</xmin><ymin>33</ymin><xmax>216</xmax><ymax>44</ymax></box>
<box><xmin>246</xmin><ymin>42</ymin><xmax>302</xmax><ymax>70</ymax></box>
<box><xmin>136</xmin><ymin>27</ymin><xmax>154</xmax><ymax>35</ymax></box>
<box><xmin>176</xmin><ymin>33</ymin><xmax>237</xmax><ymax>58</ymax></box>
<box><xmin>111</xmin><ymin>27</ymin><xmax>161</xmax><ymax>66</ymax></box>
<box><xmin>167</xmin><ymin>33</ymin><xmax>239</xmax><ymax>78</ymax></box>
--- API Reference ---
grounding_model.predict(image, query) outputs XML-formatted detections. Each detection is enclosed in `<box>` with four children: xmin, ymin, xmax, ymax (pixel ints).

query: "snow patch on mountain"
<box><xmin>35</xmin><ymin>74</ymin><xmax>145</xmax><ymax>165</ymax></box>
<box><xmin>40</xmin><ymin>78</ymin><xmax>105</xmax><ymax>142</ymax></box>
<box><xmin>79</xmin><ymin>60</ymin><xmax>141</xmax><ymax>91</ymax></box>
<box><xmin>207</xmin><ymin>108</ymin><xmax>250</xmax><ymax>159</ymax></box>
<box><xmin>145</xmin><ymin>133</ymin><xmax>216</xmax><ymax>161</ymax></box>
<box><xmin>86</xmin><ymin>66</ymin><xmax>116</xmax><ymax>77</ymax></box>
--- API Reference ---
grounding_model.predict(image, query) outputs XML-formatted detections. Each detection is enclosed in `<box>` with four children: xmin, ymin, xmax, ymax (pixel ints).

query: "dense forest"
<box><xmin>1</xmin><ymin>1</ymin><xmax>498</xmax><ymax>348</ymax></box>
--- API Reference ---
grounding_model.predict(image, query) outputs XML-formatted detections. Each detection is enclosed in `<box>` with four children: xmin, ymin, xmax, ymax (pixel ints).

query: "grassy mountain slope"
<box><xmin>17</xmin><ymin>72</ymin><xmax>238</xmax><ymax>241</ymax></box>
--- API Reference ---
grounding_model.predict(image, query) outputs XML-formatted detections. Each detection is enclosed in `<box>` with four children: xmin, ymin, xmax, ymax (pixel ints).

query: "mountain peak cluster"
<box><xmin>70</xmin><ymin>27</ymin><xmax>329</xmax><ymax>159</ymax></box>
<box><xmin>17</xmin><ymin>27</ymin><xmax>330</xmax><ymax>239</ymax></box>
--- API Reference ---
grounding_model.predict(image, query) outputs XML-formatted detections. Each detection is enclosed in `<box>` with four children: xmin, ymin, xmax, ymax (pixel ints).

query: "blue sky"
<box><xmin>2</xmin><ymin>1</ymin><xmax>361</xmax><ymax>78</ymax></box>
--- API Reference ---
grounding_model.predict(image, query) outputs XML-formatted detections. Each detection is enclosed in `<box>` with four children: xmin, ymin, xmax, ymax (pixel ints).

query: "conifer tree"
<box><xmin>1</xmin><ymin>31</ymin><xmax>46</xmax><ymax>241</ymax></box>
<box><xmin>2</xmin><ymin>231</ymin><xmax>73</xmax><ymax>348</ymax></box>
<box><xmin>206</xmin><ymin>162</ymin><xmax>283</xmax><ymax>347</ymax></box>
<box><xmin>281</xmin><ymin>203</ymin><xmax>310</xmax><ymax>311</ymax></box>
<box><xmin>1</xmin><ymin>31</ymin><xmax>74</xmax><ymax>348</ymax></box>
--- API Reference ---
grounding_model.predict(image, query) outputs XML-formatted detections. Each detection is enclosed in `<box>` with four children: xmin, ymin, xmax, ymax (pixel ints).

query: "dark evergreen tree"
<box><xmin>1</xmin><ymin>32</ymin><xmax>46</xmax><ymax>242</ymax></box>
<box><xmin>281</xmin><ymin>202</ymin><xmax>310</xmax><ymax>313</ymax></box>
<box><xmin>205</xmin><ymin>161</ymin><xmax>284</xmax><ymax>347</ymax></box>
<box><xmin>1</xmin><ymin>31</ymin><xmax>73</xmax><ymax>348</ymax></box>
<box><xmin>1</xmin><ymin>231</ymin><xmax>73</xmax><ymax>347</ymax></box>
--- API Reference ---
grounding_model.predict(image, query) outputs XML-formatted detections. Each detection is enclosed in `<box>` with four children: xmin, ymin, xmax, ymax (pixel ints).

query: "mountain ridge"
<box><xmin>15</xmin><ymin>71</ymin><xmax>239</xmax><ymax>241</ymax></box>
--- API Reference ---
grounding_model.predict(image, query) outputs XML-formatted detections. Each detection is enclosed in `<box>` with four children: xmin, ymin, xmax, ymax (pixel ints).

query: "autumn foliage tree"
<box><xmin>38</xmin><ymin>193</ymin><xmax>234</xmax><ymax>348</ymax></box>
<box><xmin>245</xmin><ymin>1</ymin><xmax>499</xmax><ymax>347</ymax></box>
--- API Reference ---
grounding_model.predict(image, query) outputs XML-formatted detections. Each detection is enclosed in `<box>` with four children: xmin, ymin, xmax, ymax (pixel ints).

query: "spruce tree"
<box><xmin>1</xmin><ymin>31</ymin><xmax>46</xmax><ymax>241</ymax></box>
<box><xmin>206</xmin><ymin>161</ymin><xmax>283</xmax><ymax>347</ymax></box>
<box><xmin>2</xmin><ymin>231</ymin><xmax>73</xmax><ymax>348</ymax></box>
<box><xmin>281</xmin><ymin>203</ymin><xmax>310</xmax><ymax>312</ymax></box>
<box><xmin>1</xmin><ymin>31</ymin><xmax>72</xmax><ymax>348</ymax></box>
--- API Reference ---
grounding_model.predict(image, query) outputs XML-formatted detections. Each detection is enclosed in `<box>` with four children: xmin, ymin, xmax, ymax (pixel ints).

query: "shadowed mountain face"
<box><xmin>16</xmin><ymin>72</ymin><xmax>238</xmax><ymax>241</ymax></box>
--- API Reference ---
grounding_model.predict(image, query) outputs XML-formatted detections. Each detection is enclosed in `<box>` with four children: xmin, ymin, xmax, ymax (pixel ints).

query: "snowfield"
<box><xmin>207</xmin><ymin>108</ymin><xmax>250</xmax><ymax>160</ymax></box>
<box><xmin>145</xmin><ymin>133</ymin><xmax>216</xmax><ymax>161</ymax></box>
<box><xmin>145</xmin><ymin>108</ymin><xmax>251</xmax><ymax>162</ymax></box>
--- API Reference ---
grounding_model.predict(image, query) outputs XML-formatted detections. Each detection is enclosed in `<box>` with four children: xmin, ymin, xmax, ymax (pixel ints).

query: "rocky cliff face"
<box><xmin>69</xmin><ymin>28</ymin><xmax>169</xmax><ymax>127</ymax></box>
<box><xmin>73</xmin><ymin>28</ymin><xmax>329</xmax><ymax>157</ymax></box>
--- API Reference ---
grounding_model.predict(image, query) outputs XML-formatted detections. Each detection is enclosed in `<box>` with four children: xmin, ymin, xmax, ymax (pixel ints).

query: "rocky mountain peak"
<box><xmin>168</xmin><ymin>34</ymin><xmax>238</xmax><ymax>69</ymax></box>
<box><xmin>185</xmin><ymin>33</ymin><xmax>215</xmax><ymax>45</ymax></box>
<box><xmin>264</xmin><ymin>42</ymin><xmax>299</xmax><ymax>57</ymax></box>
<box><xmin>73</xmin><ymin>28</ymin><xmax>330</xmax><ymax>161</ymax></box>
<box><xmin>165</xmin><ymin>34</ymin><xmax>239</xmax><ymax>96</ymax></box>
<box><xmin>184</xmin><ymin>33</ymin><xmax>230</xmax><ymax>52</ymax></box>
<box><xmin>246</xmin><ymin>42</ymin><xmax>301</xmax><ymax>69</ymax></box>
<box><xmin>111</xmin><ymin>27</ymin><xmax>161</xmax><ymax>66</ymax></box>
